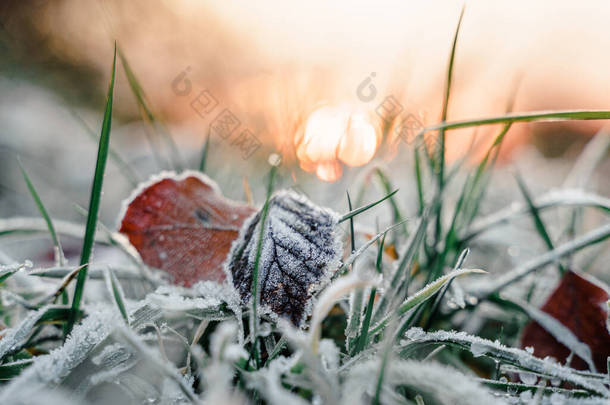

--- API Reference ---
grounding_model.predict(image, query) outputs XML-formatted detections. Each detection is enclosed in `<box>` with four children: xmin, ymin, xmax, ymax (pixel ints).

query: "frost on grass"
<box><xmin>0</xmin><ymin>305</ymin><xmax>117</xmax><ymax>402</ymax></box>
<box><xmin>401</xmin><ymin>328</ymin><xmax>610</xmax><ymax>397</ymax></box>
<box><xmin>226</xmin><ymin>190</ymin><xmax>343</xmax><ymax>326</ymax></box>
<box><xmin>0</xmin><ymin>305</ymin><xmax>64</xmax><ymax>361</ymax></box>
<box><xmin>342</xmin><ymin>359</ymin><xmax>505</xmax><ymax>405</ymax></box>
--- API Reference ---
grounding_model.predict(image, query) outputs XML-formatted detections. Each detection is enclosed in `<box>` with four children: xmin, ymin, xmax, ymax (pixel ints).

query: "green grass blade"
<box><xmin>105</xmin><ymin>268</ymin><xmax>129</xmax><ymax>324</ymax></box>
<box><xmin>422</xmin><ymin>248</ymin><xmax>470</xmax><ymax>330</ymax></box>
<box><xmin>118</xmin><ymin>47</ymin><xmax>183</xmax><ymax>171</ymax></box>
<box><xmin>433</xmin><ymin>3</ymin><xmax>465</xmax><ymax>258</ymax></box>
<box><xmin>249</xmin><ymin>165</ymin><xmax>277</xmax><ymax>368</ymax></box>
<box><xmin>0</xmin><ymin>262</ymin><xmax>28</xmax><ymax>284</ymax></box>
<box><xmin>437</xmin><ymin>6</ymin><xmax>465</xmax><ymax>186</ymax></box>
<box><xmin>336</xmin><ymin>220</ymin><xmax>407</xmax><ymax>277</ymax></box>
<box><xmin>420</xmin><ymin>109</ymin><xmax>610</xmax><ymax>137</ymax></box>
<box><xmin>460</xmin><ymin>123</ymin><xmax>511</xmax><ymax>227</ymax></box>
<box><xmin>345</xmin><ymin>191</ymin><xmax>364</xmax><ymax>352</ymax></box>
<box><xmin>265</xmin><ymin>335</ymin><xmax>287</xmax><ymax>365</ymax></box>
<box><xmin>371</xmin><ymin>268</ymin><xmax>485</xmax><ymax>338</ymax></box>
<box><xmin>17</xmin><ymin>158</ymin><xmax>65</xmax><ymax>266</ymax></box>
<box><xmin>67</xmin><ymin>43</ymin><xmax>117</xmax><ymax>335</ymax></box>
<box><xmin>338</xmin><ymin>189</ymin><xmax>399</xmax><ymax>223</ymax></box>
<box><xmin>515</xmin><ymin>172</ymin><xmax>566</xmax><ymax>274</ymax></box>
<box><xmin>199</xmin><ymin>130</ymin><xmax>211</xmax><ymax>172</ymax></box>
<box><xmin>70</xmin><ymin>111</ymin><xmax>140</xmax><ymax>186</ymax></box>
<box><xmin>414</xmin><ymin>148</ymin><xmax>425</xmax><ymax>216</ymax></box>
<box><xmin>354</xmin><ymin>233</ymin><xmax>386</xmax><ymax>354</ymax></box>
<box><xmin>375</xmin><ymin>168</ymin><xmax>408</xmax><ymax>238</ymax></box>
<box><xmin>371</xmin><ymin>211</ymin><xmax>430</xmax><ymax>325</ymax></box>
<box><xmin>463</xmin><ymin>189</ymin><xmax>610</xmax><ymax>242</ymax></box>
<box><xmin>472</xmin><ymin>222</ymin><xmax>610</xmax><ymax>297</ymax></box>
<box><xmin>0</xmin><ymin>359</ymin><xmax>33</xmax><ymax>380</ymax></box>
<box><xmin>397</xmin><ymin>268</ymin><xmax>485</xmax><ymax>315</ymax></box>
<box><xmin>347</xmin><ymin>191</ymin><xmax>355</xmax><ymax>253</ymax></box>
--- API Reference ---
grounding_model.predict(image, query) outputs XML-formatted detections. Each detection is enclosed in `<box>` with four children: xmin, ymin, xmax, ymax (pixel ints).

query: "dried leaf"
<box><xmin>226</xmin><ymin>191</ymin><xmax>343</xmax><ymax>326</ymax></box>
<box><xmin>118</xmin><ymin>171</ymin><xmax>256</xmax><ymax>286</ymax></box>
<box><xmin>521</xmin><ymin>270</ymin><xmax>610</xmax><ymax>372</ymax></box>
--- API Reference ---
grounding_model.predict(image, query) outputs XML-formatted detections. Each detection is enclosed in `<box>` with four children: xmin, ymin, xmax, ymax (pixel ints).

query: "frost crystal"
<box><xmin>226</xmin><ymin>190</ymin><xmax>342</xmax><ymax>326</ymax></box>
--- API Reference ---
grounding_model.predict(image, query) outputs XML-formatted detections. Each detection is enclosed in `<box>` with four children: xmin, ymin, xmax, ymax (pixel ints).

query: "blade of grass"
<box><xmin>372</xmin><ymin>206</ymin><xmax>433</xmax><ymax>325</ymax></box>
<box><xmin>338</xmin><ymin>189</ymin><xmax>398</xmax><ymax>223</ymax></box>
<box><xmin>199</xmin><ymin>129</ymin><xmax>211</xmax><ymax>172</ymax></box>
<box><xmin>463</xmin><ymin>189</ymin><xmax>610</xmax><ymax>242</ymax></box>
<box><xmin>0</xmin><ymin>262</ymin><xmax>29</xmax><ymax>284</ymax></box>
<box><xmin>67</xmin><ymin>43</ymin><xmax>116</xmax><ymax>335</ymax></box>
<box><xmin>347</xmin><ymin>192</ymin><xmax>355</xmax><ymax>253</ymax></box>
<box><xmin>70</xmin><ymin>110</ymin><xmax>140</xmax><ymax>186</ymax></box>
<box><xmin>419</xmin><ymin>109</ymin><xmax>610</xmax><ymax>138</ymax></box>
<box><xmin>414</xmin><ymin>147</ymin><xmax>425</xmax><ymax>216</ymax></box>
<box><xmin>0</xmin><ymin>217</ymin><xmax>111</xmax><ymax>243</ymax></box>
<box><xmin>431</xmin><ymin>7</ymin><xmax>465</xmax><ymax>265</ymax></box>
<box><xmin>422</xmin><ymin>248</ymin><xmax>470</xmax><ymax>330</ymax></box>
<box><xmin>345</xmin><ymin>191</ymin><xmax>364</xmax><ymax>351</ymax></box>
<box><xmin>104</xmin><ymin>268</ymin><xmax>129</xmax><ymax>324</ymax></box>
<box><xmin>335</xmin><ymin>220</ymin><xmax>407</xmax><ymax>278</ymax></box>
<box><xmin>459</xmin><ymin>123</ymin><xmax>512</xmax><ymax>229</ymax></box>
<box><xmin>72</xmin><ymin>203</ymin><xmax>158</xmax><ymax>287</ymax></box>
<box><xmin>17</xmin><ymin>158</ymin><xmax>65</xmax><ymax>266</ymax></box>
<box><xmin>0</xmin><ymin>359</ymin><xmax>34</xmax><ymax>380</ymax></box>
<box><xmin>375</xmin><ymin>168</ymin><xmax>408</xmax><ymax>239</ymax></box>
<box><xmin>249</xmin><ymin>165</ymin><xmax>277</xmax><ymax>368</ymax></box>
<box><xmin>515</xmin><ymin>172</ymin><xmax>566</xmax><ymax>274</ymax></box>
<box><xmin>437</xmin><ymin>6</ymin><xmax>465</xmax><ymax>187</ymax></box>
<box><xmin>41</xmin><ymin>264</ymin><xmax>86</xmax><ymax>304</ymax></box>
<box><xmin>118</xmin><ymin>47</ymin><xmax>183</xmax><ymax>171</ymax></box>
<box><xmin>354</xmin><ymin>233</ymin><xmax>386</xmax><ymax>354</ymax></box>
<box><xmin>370</xmin><ymin>268</ymin><xmax>486</xmax><ymax>338</ymax></box>
<box><xmin>29</xmin><ymin>265</ymin><xmax>142</xmax><ymax>280</ymax></box>
<box><xmin>472</xmin><ymin>222</ymin><xmax>610</xmax><ymax>297</ymax></box>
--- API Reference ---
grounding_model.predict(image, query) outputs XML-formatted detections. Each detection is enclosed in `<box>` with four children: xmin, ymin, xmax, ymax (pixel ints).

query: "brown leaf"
<box><xmin>118</xmin><ymin>172</ymin><xmax>256</xmax><ymax>286</ymax></box>
<box><xmin>521</xmin><ymin>270</ymin><xmax>610</xmax><ymax>372</ymax></box>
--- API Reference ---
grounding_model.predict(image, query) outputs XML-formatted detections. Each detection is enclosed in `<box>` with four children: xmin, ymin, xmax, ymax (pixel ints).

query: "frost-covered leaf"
<box><xmin>226</xmin><ymin>191</ymin><xmax>342</xmax><ymax>326</ymax></box>
<box><xmin>118</xmin><ymin>171</ymin><xmax>256</xmax><ymax>286</ymax></box>
<box><xmin>521</xmin><ymin>270</ymin><xmax>610</xmax><ymax>372</ymax></box>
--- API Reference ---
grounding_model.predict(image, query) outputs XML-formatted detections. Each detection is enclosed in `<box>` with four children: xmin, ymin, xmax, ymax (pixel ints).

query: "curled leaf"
<box><xmin>226</xmin><ymin>191</ymin><xmax>343</xmax><ymax>326</ymax></box>
<box><xmin>118</xmin><ymin>171</ymin><xmax>256</xmax><ymax>286</ymax></box>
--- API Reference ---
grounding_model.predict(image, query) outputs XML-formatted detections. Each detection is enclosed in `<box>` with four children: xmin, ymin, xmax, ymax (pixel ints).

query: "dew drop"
<box><xmin>258</xmin><ymin>322</ymin><xmax>272</xmax><ymax>337</ymax></box>
<box><xmin>268</xmin><ymin>153</ymin><xmax>282</xmax><ymax>167</ymax></box>
<box><xmin>519</xmin><ymin>371</ymin><xmax>537</xmax><ymax>385</ymax></box>
<box><xmin>519</xmin><ymin>390</ymin><xmax>533</xmax><ymax>402</ymax></box>
<box><xmin>470</xmin><ymin>342</ymin><xmax>487</xmax><ymax>357</ymax></box>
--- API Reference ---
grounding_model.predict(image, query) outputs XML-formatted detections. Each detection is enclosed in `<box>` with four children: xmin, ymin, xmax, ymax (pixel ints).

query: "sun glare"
<box><xmin>295</xmin><ymin>104</ymin><xmax>379</xmax><ymax>181</ymax></box>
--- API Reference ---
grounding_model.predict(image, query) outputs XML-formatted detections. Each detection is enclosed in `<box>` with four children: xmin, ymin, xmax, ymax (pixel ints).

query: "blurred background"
<box><xmin>0</xmin><ymin>0</ymin><xmax>608</xmax><ymax>275</ymax></box>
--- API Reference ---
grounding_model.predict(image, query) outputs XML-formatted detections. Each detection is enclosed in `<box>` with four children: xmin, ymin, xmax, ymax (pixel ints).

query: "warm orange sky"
<box><xmin>5</xmin><ymin>0</ymin><xmax>610</xmax><ymax>176</ymax></box>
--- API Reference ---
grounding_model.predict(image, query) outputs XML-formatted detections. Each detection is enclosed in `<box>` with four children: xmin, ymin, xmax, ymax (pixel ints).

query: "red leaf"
<box><xmin>521</xmin><ymin>270</ymin><xmax>610</xmax><ymax>372</ymax></box>
<box><xmin>118</xmin><ymin>172</ymin><xmax>256</xmax><ymax>286</ymax></box>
